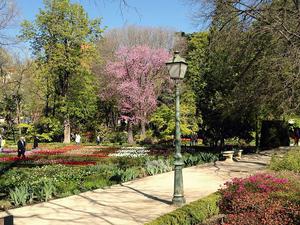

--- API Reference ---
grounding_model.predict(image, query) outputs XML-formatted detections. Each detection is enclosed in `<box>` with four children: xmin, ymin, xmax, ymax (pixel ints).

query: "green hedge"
<box><xmin>145</xmin><ymin>193</ymin><xmax>220</xmax><ymax>225</ymax></box>
<box><xmin>269</xmin><ymin>148</ymin><xmax>300</xmax><ymax>173</ymax></box>
<box><xmin>260</xmin><ymin>120</ymin><xmax>290</xmax><ymax>149</ymax></box>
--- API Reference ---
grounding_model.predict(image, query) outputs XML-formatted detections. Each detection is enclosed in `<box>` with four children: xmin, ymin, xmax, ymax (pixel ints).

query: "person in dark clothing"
<box><xmin>295</xmin><ymin>128</ymin><xmax>300</xmax><ymax>146</ymax></box>
<box><xmin>17</xmin><ymin>137</ymin><xmax>26</xmax><ymax>158</ymax></box>
<box><xmin>96</xmin><ymin>135</ymin><xmax>100</xmax><ymax>145</ymax></box>
<box><xmin>33</xmin><ymin>136</ymin><xmax>39</xmax><ymax>149</ymax></box>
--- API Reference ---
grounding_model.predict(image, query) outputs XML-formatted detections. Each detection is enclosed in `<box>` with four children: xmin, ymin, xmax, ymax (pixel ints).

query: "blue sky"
<box><xmin>15</xmin><ymin>0</ymin><xmax>200</xmax><ymax>33</ymax></box>
<box><xmin>10</xmin><ymin>0</ymin><xmax>203</xmax><ymax>57</ymax></box>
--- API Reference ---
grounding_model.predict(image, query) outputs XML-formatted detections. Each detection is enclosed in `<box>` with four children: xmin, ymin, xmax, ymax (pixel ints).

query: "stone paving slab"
<box><xmin>0</xmin><ymin>151</ymin><xmax>273</xmax><ymax>225</ymax></box>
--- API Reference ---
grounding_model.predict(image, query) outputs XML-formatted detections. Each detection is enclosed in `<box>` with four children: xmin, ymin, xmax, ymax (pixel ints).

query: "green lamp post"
<box><xmin>166</xmin><ymin>51</ymin><xmax>187</xmax><ymax>206</ymax></box>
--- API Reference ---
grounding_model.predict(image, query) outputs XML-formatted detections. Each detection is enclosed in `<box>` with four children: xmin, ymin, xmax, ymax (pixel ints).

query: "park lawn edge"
<box><xmin>144</xmin><ymin>192</ymin><xmax>220</xmax><ymax>225</ymax></box>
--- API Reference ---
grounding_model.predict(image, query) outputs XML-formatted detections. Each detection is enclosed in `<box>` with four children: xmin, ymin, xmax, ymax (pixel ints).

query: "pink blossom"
<box><xmin>104</xmin><ymin>45</ymin><xmax>171</xmax><ymax>124</ymax></box>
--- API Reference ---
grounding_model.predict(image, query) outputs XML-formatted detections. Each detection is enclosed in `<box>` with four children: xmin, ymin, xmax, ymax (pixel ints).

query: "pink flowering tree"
<box><xmin>105</xmin><ymin>45</ymin><xmax>170</xmax><ymax>143</ymax></box>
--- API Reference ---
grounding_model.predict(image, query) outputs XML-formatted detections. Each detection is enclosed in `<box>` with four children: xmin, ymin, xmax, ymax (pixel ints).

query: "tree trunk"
<box><xmin>63</xmin><ymin>116</ymin><xmax>71</xmax><ymax>143</ymax></box>
<box><xmin>255</xmin><ymin>115</ymin><xmax>260</xmax><ymax>153</ymax></box>
<box><xmin>127</xmin><ymin>121</ymin><xmax>134</xmax><ymax>144</ymax></box>
<box><xmin>221</xmin><ymin>137</ymin><xmax>225</xmax><ymax>148</ymax></box>
<box><xmin>140</xmin><ymin>120</ymin><xmax>146</xmax><ymax>138</ymax></box>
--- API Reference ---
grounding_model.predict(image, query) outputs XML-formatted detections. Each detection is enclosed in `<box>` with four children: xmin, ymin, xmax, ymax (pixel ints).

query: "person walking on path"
<box><xmin>17</xmin><ymin>136</ymin><xmax>26</xmax><ymax>158</ymax></box>
<box><xmin>75</xmin><ymin>134</ymin><xmax>81</xmax><ymax>145</ymax></box>
<box><xmin>33</xmin><ymin>136</ymin><xmax>39</xmax><ymax>149</ymax></box>
<box><xmin>1</xmin><ymin>138</ymin><xmax>5</xmax><ymax>152</ymax></box>
<box><xmin>0</xmin><ymin>135</ymin><xmax>2</xmax><ymax>152</ymax></box>
<box><xmin>96</xmin><ymin>135</ymin><xmax>100</xmax><ymax>145</ymax></box>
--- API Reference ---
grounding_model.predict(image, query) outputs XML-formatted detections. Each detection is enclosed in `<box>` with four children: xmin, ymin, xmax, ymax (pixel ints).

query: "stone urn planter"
<box><xmin>222</xmin><ymin>150</ymin><xmax>234</xmax><ymax>162</ymax></box>
<box><xmin>234</xmin><ymin>149</ymin><xmax>243</xmax><ymax>160</ymax></box>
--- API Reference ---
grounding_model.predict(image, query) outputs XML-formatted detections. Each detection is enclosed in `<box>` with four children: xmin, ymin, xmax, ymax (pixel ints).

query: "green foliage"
<box><xmin>183</xmin><ymin>152</ymin><xmax>218</xmax><ymax>167</ymax></box>
<box><xmin>149</xmin><ymin>104</ymin><xmax>173</xmax><ymax>140</ymax></box>
<box><xmin>39</xmin><ymin>180</ymin><xmax>56</xmax><ymax>202</ymax></box>
<box><xmin>145</xmin><ymin>193</ymin><xmax>220</xmax><ymax>225</ymax></box>
<box><xmin>20</xmin><ymin>0</ymin><xmax>104</xmax><ymax>136</ymax></box>
<box><xmin>9</xmin><ymin>186</ymin><xmax>29</xmax><ymax>206</ymax></box>
<box><xmin>17</xmin><ymin>123</ymin><xmax>35</xmax><ymax>138</ymax></box>
<box><xmin>95</xmin><ymin>124</ymin><xmax>113</xmax><ymax>142</ymax></box>
<box><xmin>55</xmin><ymin>180</ymin><xmax>79</xmax><ymax>197</ymax></box>
<box><xmin>260</xmin><ymin>120</ymin><xmax>290</xmax><ymax>149</ymax></box>
<box><xmin>145</xmin><ymin>159</ymin><xmax>173</xmax><ymax>175</ymax></box>
<box><xmin>269</xmin><ymin>149</ymin><xmax>300</xmax><ymax>173</ymax></box>
<box><xmin>109</xmin><ymin>167</ymin><xmax>141</xmax><ymax>183</ymax></box>
<box><xmin>0</xmin><ymin>200</ymin><xmax>11</xmax><ymax>210</ymax></box>
<box><xmin>150</xmin><ymin>88</ymin><xmax>200</xmax><ymax>140</ymax></box>
<box><xmin>0</xmin><ymin>151</ymin><xmax>218</xmax><ymax>208</ymax></box>
<box><xmin>187</xmin><ymin>27</ymin><xmax>258</xmax><ymax>145</ymax></box>
<box><xmin>82</xmin><ymin>175</ymin><xmax>110</xmax><ymax>191</ymax></box>
<box><xmin>34</xmin><ymin>117</ymin><xmax>63</xmax><ymax>142</ymax></box>
<box><xmin>120</xmin><ymin>167</ymin><xmax>140</xmax><ymax>182</ymax></box>
<box><xmin>186</xmin><ymin>32</ymin><xmax>208</xmax><ymax>98</ymax></box>
<box><xmin>107</xmin><ymin>131</ymin><xmax>128</xmax><ymax>144</ymax></box>
<box><xmin>0</xmin><ymin>165</ymin><xmax>89</xmax><ymax>196</ymax></box>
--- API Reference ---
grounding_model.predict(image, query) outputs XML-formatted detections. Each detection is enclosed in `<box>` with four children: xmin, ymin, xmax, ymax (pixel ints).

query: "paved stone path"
<box><xmin>0</xmin><ymin>151</ymin><xmax>274</xmax><ymax>225</ymax></box>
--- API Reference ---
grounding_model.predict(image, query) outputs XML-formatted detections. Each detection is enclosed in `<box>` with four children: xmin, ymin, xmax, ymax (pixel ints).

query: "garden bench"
<box><xmin>222</xmin><ymin>151</ymin><xmax>234</xmax><ymax>162</ymax></box>
<box><xmin>0</xmin><ymin>215</ymin><xmax>13</xmax><ymax>225</ymax></box>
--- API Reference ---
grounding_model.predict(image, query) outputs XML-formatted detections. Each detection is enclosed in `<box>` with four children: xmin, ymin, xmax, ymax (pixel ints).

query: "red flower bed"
<box><xmin>1</xmin><ymin>149</ymin><xmax>17</xmax><ymax>154</ymax></box>
<box><xmin>219</xmin><ymin>173</ymin><xmax>300</xmax><ymax>225</ymax></box>
<box><xmin>33</xmin><ymin>149</ymin><xmax>68</xmax><ymax>155</ymax></box>
<box><xmin>0</xmin><ymin>145</ymin><xmax>109</xmax><ymax>166</ymax></box>
<box><xmin>84</xmin><ymin>153</ymin><xmax>109</xmax><ymax>158</ymax></box>
<box><xmin>32</xmin><ymin>158</ymin><xmax>96</xmax><ymax>166</ymax></box>
<box><xmin>0</xmin><ymin>156</ymin><xmax>41</xmax><ymax>162</ymax></box>
<box><xmin>60</xmin><ymin>161</ymin><xmax>96</xmax><ymax>165</ymax></box>
<box><xmin>33</xmin><ymin>145</ymin><xmax>83</xmax><ymax>155</ymax></box>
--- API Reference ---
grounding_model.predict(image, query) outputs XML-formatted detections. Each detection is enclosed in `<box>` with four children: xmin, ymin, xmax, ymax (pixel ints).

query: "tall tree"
<box><xmin>105</xmin><ymin>45</ymin><xmax>170</xmax><ymax>143</ymax></box>
<box><xmin>0</xmin><ymin>0</ymin><xmax>18</xmax><ymax>46</ymax></box>
<box><xmin>20</xmin><ymin>0</ymin><xmax>103</xmax><ymax>143</ymax></box>
<box><xmin>94</xmin><ymin>25</ymin><xmax>176</xmax><ymax>130</ymax></box>
<box><xmin>190</xmin><ymin>0</ymin><xmax>300</xmax><ymax>116</ymax></box>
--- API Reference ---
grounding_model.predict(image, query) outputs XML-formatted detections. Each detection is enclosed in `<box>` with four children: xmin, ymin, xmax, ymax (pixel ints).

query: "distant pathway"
<box><xmin>0</xmin><ymin>150</ymin><xmax>275</xmax><ymax>225</ymax></box>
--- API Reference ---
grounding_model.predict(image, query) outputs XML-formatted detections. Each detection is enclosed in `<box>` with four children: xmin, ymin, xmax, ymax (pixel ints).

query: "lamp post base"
<box><xmin>172</xmin><ymin>195</ymin><xmax>186</xmax><ymax>206</ymax></box>
<box><xmin>172</xmin><ymin>160</ymin><xmax>185</xmax><ymax>206</ymax></box>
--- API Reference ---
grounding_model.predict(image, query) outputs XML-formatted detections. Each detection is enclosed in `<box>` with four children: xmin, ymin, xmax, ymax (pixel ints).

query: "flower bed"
<box><xmin>108</xmin><ymin>147</ymin><xmax>150</xmax><ymax>157</ymax></box>
<box><xmin>0</xmin><ymin>149</ymin><xmax>219</xmax><ymax>210</ymax></box>
<box><xmin>146</xmin><ymin>172</ymin><xmax>300</xmax><ymax>225</ymax></box>
<box><xmin>219</xmin><ymin>173</ymin><xmax>300</xmax><ymax>224</ymax></box>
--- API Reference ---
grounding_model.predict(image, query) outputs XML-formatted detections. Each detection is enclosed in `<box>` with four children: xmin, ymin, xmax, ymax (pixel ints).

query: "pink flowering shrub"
<box><xmin>219</xmin><ymin>173</ymin><xmax>300</xmax><ymax>225</ymax></box>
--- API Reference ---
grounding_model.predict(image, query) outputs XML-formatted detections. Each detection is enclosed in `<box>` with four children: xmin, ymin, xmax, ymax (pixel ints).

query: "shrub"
<box><xmin>9</xmin><ymin>186</ymin><xmax>29</xmax><ymax>206</ymax></box>
<box><xmin>55</xmin><ymin>180</ymin><xmax>80</xmax><ymax>197</ymax></box>
<box><xmin>120</xmin><ymin>167</ymin><xmax>140</xmax><ymax>182</ymax></box>
<box><xmin>198</xmin><ymin>152</ymin><xmax>219</xmax><ymax>163</ymax></box>
<box><xmin>0</xmin><ymin>200</ymin><xmax>11</xmax><ymax>210</ymax></box>
<box><xmin>145</xmin><ymin>159</ymin><xmax>172</xmax><ymax>176</ymax></box>
<box><xmin>107</xmin><ymin>131</ymin><xmax>127</xmax><ymax>144</ymax></box>
<box><xmin>39</xmin><ymin>180</ymin><xmax>56</xmax><ymax>202</ymax></box>
<box><xmin>269</xmin><ymin>148</ymin><xmax>300</xmax><ymax>173</ymax></box>
<box><xmin>145</xmin><ymin>193</ymin><xmax>220</xmax><ymax>225</ymax></box>
<box><xmin>182</xmin><ymin>152</ymin><xmax>217</xmax><ymax>166</ymax></box>
<box><xmin>82</xmin><ymin>175</ymin><xmax>110</xmax><ymax>191</ymax></box>
<box><xmin>260</xmin><ymin>120</ymin><xmax>290</xmax><ymax>149</ymax></box>
<box><xmin>109</xmin><ymin>167</ymin><xmax>141</xmax><ymax>183</ymax></box>
<box><xmin>183</xmin><ymin>153</ymin><xmax>202</xmax><ymax>166</ymax></box>
<box><xmin>34</xmin><ymin>117</ymin><xmax>63</xmax><ymax>142</ymax></box>
<box><xmin>219</xmin><ymin>173</ymin><xmax>300</xmax><ymax>225</ymax></box>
